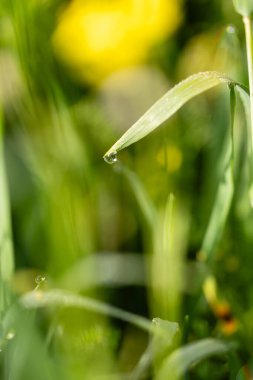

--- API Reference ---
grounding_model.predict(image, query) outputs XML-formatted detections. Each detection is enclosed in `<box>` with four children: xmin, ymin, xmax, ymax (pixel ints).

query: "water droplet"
<box><xmin>226</xmin><ymin>24</ymin><xmax>236</xmax><ymax>34</ymax></box>
<box><xmin>35</xmin><ymin>274</ymin><xmax>46</xmax><ymax>286</ymax></box>
<box><xmin>104</xmin><ymin>152</ymin><xmax>118</xmax><ymax>165</ymax></box>
<box><xmin>6</xmin><ymin>330</ymin><xmax>15</xmax><ymax>340</ymax></box>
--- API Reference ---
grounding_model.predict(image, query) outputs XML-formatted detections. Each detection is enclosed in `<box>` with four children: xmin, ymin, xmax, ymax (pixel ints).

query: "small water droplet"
<box><xmin>6</xmin><ymin>330</ymin><xmax>15</xmax><ymax>340</ymax></box>
<box><xmin>226</xmin><ymin>24</ymin><xmax>236</xmax><ymax>34</ymax></box>
<box><xmin>35</xmin><ymin>274</ymin><xmax>46</xmax><ymax>286</ymax></box>
<box><xmin>104</xmin><ymin>152</ymin><xmax>118</xmax><ymax>165</ymax></box>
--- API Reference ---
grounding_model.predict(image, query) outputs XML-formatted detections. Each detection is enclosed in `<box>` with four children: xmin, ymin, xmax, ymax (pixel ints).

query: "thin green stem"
<box><xmin>0</xmin><ymin>109</ymin><xmax>14</xmax><ymax>314</ymax></box>
<box><xmin>243</xmin><ymin>16</ymin><xmax>253</xmax><ymax>204</ymax></box>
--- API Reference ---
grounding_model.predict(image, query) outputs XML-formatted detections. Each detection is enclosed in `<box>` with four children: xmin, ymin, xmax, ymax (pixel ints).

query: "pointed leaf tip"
<box><xmin>104</xmin><ymin>71</ymin><xmax>234</xmax><ymax>158</ymax></box>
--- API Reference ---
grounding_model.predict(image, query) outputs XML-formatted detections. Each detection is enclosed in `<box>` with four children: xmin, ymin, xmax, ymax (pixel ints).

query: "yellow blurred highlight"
<box><xmin>203</xmin><ymin>275</ymin><xmax>217</xmax><ymax>305</ymax></box>
<box><xmin>203</xmin><ymin>276</ymin><xmax>239</xmax><ymax>335</ymax></box>
<box><xmin>52</xmin><ymin>0</ymin><xmax>182</xmax><ymax>83</ymax></box>
<box><xmin>156</xmin><ymin>145</ymin><xmax>183</xmax><ymax>173</ymax></box>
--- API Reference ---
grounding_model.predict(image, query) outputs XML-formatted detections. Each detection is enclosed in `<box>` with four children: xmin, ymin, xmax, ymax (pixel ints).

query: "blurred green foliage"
<box><xmin>1</xmin><ymin>0</ymin><xmax>253</xmax><ymax>379</ymax></box>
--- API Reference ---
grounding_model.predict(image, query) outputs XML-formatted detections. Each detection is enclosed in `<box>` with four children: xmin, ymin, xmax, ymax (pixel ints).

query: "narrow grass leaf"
<box><xmin>199</xmin><ymin>85</ymin><xmax>235</xmax><ymax>262</ymax></box>
<box><xmin>152</xmin><ymin>317</ymin><xmax>180</xmax><ymax>343</ymax></box>
<box><xmin>128</xmin><ymin>318</ymin><xmax>179</xmax><ymax>380</ymax></box>
<box><xmin>0</xmin><ymin>110</ymin><xmax>14</xmax><ymax>313</ymax></box>
<box><xmin>59</xmin><ymin>252</ymin><xmax>146</xmax><ymax>290</ymax></box>
<box><xmin>151</xmin><ymin>194</ymin><xmax>176</xmax><ymax>319</ymax></box>
<box><xmin>156</xmin><ymin>338</ymin><xmax>230</xmax><ymax>380</ymax></box>
<box><xmin>200</xmin><ymin>167</ymin><xmax>233</xmax><ymax>261</ymax></box>
<box><xmin>152</xmin><ymin>194</ymin><xmax>189</xmax><ymax>320</ymax></box>
<box><xmin>6</xmin><ymin>306</ymin><xmax>60</xmax><ymax>380</ymax></box>
<box><xmin>120</xmin><ymin>165</ymin><xmax>157</xmax><ymax>228</ymax></box>
<box><xmin>21</xmin><ymin>289</ymin><xmax>153</xmax><ymax>332</ymax></box>
<box><xmin>104</xmin><ymin>72</ymin><xmax>245</xmax><ymax>159</ymax></box>
<box><xmin>235</xmin><ymin>85</ymin><xmax>253</xmax><ymax>205</ymax></box>
<box><xmin>152</xmin><ymin>317</ymin><xmax>180</xmax><ymax>362</ymax></box>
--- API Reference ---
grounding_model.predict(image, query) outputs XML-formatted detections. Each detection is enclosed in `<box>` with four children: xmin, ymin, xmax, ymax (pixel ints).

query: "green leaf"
<box><xmin>152</xmin><ymin>317</ymin><xmax>180</xmax><ymax>343</ymax></box>
<box><xmin>120</xmin><ymin>165</ymin><xmax>157</xmax><ymax>228</ymax></box>
<box><xmin>0</xmin><ymin>110</ymin><xmax>14</xmax><ymax>314</ymax></box>
<box><xmin>156</xmin><ymin>338</ymin><xmax>230</xmax><ymax>380</ymax></box>
<box><xmin>104</xmin><ymin>72</ymin><xmax>242</xmax><ymax>159</ymax></box>
<box><xmin>200</xmin><ymin>165</ymin><xmax>233</xmax><ymax>262</ymax></box>
<box><xmin>59</xmin><ymin>252</ymin><xmax>145</xmax><ymax>290</ymax></box>
<box><xmin>21</xmin><ymin>289</ymin><xmax>153</xmax><ymax>332</ymax></box>
<box><xmin>232</xmin><ymin>0</ymin><xmax>253</xmax><ymax>16</ymax></box>
<box><xmin>152</xmin><ymin>317</ymin><xmax>180</xmax><ymax>362</ymax></box>
<box><xmin>129</xmin><ymin>318</ymin><xmax>179</xmax><ymax>380</ymax></box>
<box><xmin>199</xmin><ymin>86</ymin><xmax>235</xmax><ymax>262</ymax></box>
<box><xmin>235</xmin><ymin>85</ymin><xmax>253</xmax><ymax>204</ymax></box>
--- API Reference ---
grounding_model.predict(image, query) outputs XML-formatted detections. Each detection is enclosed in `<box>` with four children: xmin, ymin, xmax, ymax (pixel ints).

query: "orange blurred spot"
<box><xmin>212</xmin><ymin>301</ymin><xmax>231</xmax><ymax>319</ymax></box>
<box><xmin>220</xmin><ymin>318</ymin><xmax>239</xmax><ymax>335</ymax></box>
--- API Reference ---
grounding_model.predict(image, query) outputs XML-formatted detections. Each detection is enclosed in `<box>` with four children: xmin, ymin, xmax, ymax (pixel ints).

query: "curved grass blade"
<box><xmin>104</xmin><ymin>71</ymin><xmax>246</xmax><ymax>159</ymax></box>
<box><xmin>156</xmin><ymin>338</ymin><xmax>230</xmax><ymax>380</ymax></box>
<box><xmin>21</xmin><ymin>289</ymin><xmax>153</xmax><ymax>332</ymax></box>
<box><xmin>129</xmin><ymin>318</ymin><xmax>179</xmax><ymax>380</ymax></box>
<box><xmin>199</xmin><ymin>85</ymin><xmax>235</xmax><ymax>262</ymax></box>
<box><xmin>59</xmin><ymin>252</ymin><xmax>146</xmax><ymax>290</ymax></box>
<box><xmin>200</xmin><ymin>166</ymin><xmax>233</xmax><ymax>262</ymax></box>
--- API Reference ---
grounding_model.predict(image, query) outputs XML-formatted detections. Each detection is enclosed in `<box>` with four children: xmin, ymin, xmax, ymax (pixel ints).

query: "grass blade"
<box><xmin>156</xmin><ymin>338</ymin><xmax>230</xmax><ymax>380</ymax></box>
<box><xmin>152</xmin><ymin>194</ymin><xmax>177</xmax><ymax>319</ymax></box>
<box><xmin>129</xmin><ymin>318</ymin><xmax>179</xmax><ymax>380</ymax></box>
<box><xmin>235</xmin><ymin>85</ymin><xmax>253</xmax><ymax>205</ymax></box>
<box><xmin>104</xmin><ymin>71</ymin><xmax>246</xmax><ymax>159</ymax></box>
<box><xmin>21</xmin><ymin>289</ymin><xmax>153</xmax><ymax>333</ymax></box>
<box><xmin>200</xmin><ymin>166</ymin><xmax>233</xmax><ymax>262</ymax></box>
<box><xmin>199</xmin><ymin>86</ymin><xmax>235</xmax><ymax>262</ymax></box>
<box><xmin>0</xmin><ymin>110</ymin><xmax>14</xmax><ymax>313</ymax></box>
<box><xmin>59</xmin><ymin>252</ymin><xmax>146</xmax><ymax>290</ymax></box>
<box><xmin>151</xmin><ymin>194</ymin><xmax>189</xmax><ymax>320</ymax></box>
<box><xmin>120</xmin><ymin>165</ymin><xmax>157</xmax><ymax>228</ymax></box>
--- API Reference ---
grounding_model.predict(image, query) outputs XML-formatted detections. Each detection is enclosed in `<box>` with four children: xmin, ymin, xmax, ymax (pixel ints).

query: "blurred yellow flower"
<box><xmin>52</xmin><ymin>0</ymin><xmax>182</xmax><ymax>84</ymax></box>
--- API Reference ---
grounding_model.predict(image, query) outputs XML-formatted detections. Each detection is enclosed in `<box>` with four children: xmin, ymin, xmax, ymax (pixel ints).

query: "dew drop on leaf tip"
<box><xmin>104</xmin><ymin>152</ymin><xmax>118</xmax><ymax>165</ymax></box>
<box><xmin>35</xmin><ymin>274</ymin><xmax>46</xmax><ymax>285</ymax></box>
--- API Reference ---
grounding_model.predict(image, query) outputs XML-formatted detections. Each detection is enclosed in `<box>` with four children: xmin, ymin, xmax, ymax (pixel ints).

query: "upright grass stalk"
<box><xmin>243</xmin><ymin>16</ymin><xmax>253</xmax><ymax>204</ymax></box>
<box><xmin>0</xmin><ymin>108</ymin><xmax>14</xmax><ymax>314</ymax></box>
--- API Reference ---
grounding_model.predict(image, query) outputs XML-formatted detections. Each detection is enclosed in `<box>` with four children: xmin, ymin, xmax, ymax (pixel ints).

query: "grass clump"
<box><xmin>1</xmin><ymin>0</ymin><xmax>253</xmax><ymax>379</ymax></box>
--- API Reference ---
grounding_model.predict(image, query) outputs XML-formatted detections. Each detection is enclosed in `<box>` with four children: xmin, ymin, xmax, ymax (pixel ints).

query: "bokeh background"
<box><xmin>1</xmin><ymin>0</ymin><xmax>253</xmax><ymax>379</ymax></box>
